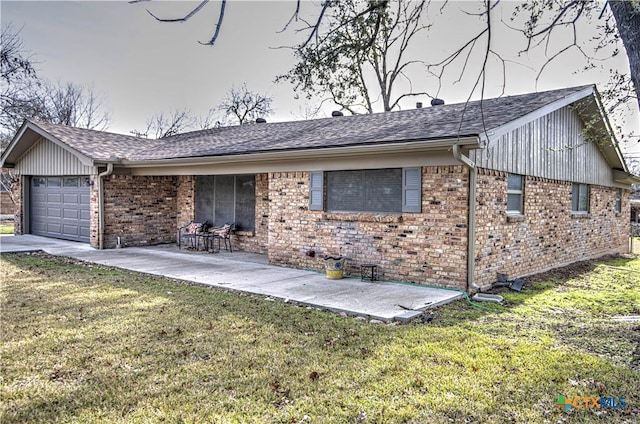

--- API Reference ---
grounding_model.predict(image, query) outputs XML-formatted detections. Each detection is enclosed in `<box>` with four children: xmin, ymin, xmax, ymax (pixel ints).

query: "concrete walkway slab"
<box><xmin>1</xmin><ymin>234</ymin><xmax>464</xmax><ymax>322</ymax></box>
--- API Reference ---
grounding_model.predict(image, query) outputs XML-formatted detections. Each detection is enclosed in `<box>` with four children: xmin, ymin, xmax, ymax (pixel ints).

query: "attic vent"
<box><xmin>255</xmin><ymin>117</ymin><xmax>267</xmax><ymax>123</ymax></box>
<box><xmin>331</xmin><ymin>111</ymin><xmax>344</xmax><ymax>117</ymax></box>
<box><xmin>416</xmin><ymin>102</ymin><xmax>423</xmax><ymax>109</ymax></box>
<box><xmin>431</xmin><ymin>98</ymin><xmax>445</xmax><ymax>106</ymax></box>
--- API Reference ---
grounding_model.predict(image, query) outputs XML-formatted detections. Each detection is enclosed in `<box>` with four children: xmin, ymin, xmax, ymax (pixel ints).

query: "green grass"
<box><xmin>0</xmin><ymin>222</ymin><xmax>14</xmax><ymax>234</ymax></box>
<box><xmin>1</xmin><ymin>253</ymin><xmax>639</xmax><ymax>423</ymax></box>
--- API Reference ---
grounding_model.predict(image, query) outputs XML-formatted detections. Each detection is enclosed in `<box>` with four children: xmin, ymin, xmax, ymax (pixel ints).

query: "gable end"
<box><xmin>470</xmin><ymin>105</ymin><xmax>617</xmax><ymax>186</ymax></box>
<box><xmin>14</xmin><ymin>137</ymin><xmax>97</xmax><ymax>176</ymax></box>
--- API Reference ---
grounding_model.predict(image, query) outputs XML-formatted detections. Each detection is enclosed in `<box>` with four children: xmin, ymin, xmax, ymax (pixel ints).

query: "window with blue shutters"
<box><xmin>311</xmin><ymin>168</ymin><xmax>421</xmax><ymax>213</ymax></box>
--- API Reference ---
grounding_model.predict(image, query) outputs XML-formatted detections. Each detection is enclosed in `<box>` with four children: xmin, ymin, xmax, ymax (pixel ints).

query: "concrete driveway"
<box><xmin>0</xmin><ymin>234</ymin><xmax>463</xmax><ymax>322</ymax></box>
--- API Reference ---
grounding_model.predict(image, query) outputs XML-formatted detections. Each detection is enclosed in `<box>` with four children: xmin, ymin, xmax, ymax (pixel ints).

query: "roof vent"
<box><xmin>255</xmin><ymin>117</ymin><xmax>267</xmax><ymax>123</ymax></box>
<box><xmin>431</xmin><ymin>98</ymin><xmax>445</xmax><ymax>106</ymax></box>
<box><xmin>331</xmin><ymin>110</ymin><xmax>344</xmax><ymax>117</ymax></box>
<box><xmin>416</xmin><ymin>102</ymin><xmax>423</xmax><ymax>109</ymax></box>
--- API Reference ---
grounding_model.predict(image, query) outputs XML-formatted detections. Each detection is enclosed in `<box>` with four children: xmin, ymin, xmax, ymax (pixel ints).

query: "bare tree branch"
<box><xmin>145</xmin><ymin>0</ymin><xmax>209</xmax><ymax>23</ymax></box>
<box><xmin>278</xmin><ymin>0</ymin><xmax>302</xmax><ymax>34</ymax></box>
<box><xmin>218</xmin><ymin>84</ymin><xmax>274</xmax><ymax>125</ymax></box>
<box><xmin>131</xmin><ymin>0</ymin><xmax>227</xmax><ymax>46</ymax></box>
<box><xmin>199</xmin><ymin>0</ymin><xmax>226</xmax><ymax>46</ymax></box>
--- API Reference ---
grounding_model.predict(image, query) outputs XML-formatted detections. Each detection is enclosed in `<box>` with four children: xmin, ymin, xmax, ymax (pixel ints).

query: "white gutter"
<box><xmin>452</xmin><ymin>143</ymin><xmax>483</xmax><ymax>293</ymax></box>
<box><xmin>97</xmin><ymin>163</ymin><xmax>114</xmax><ymax>249</ymax></box>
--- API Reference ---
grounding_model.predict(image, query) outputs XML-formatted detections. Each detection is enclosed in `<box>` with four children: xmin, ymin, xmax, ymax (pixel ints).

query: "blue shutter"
<box><xmin>309</xmin><ymin>171</ymin><xmax>324</xmax><ymax>211</ymax></box>
<box><xmin>402</xmin><ymin>167</ymin><xmax>421</xmax><ymax>213</ymax></box>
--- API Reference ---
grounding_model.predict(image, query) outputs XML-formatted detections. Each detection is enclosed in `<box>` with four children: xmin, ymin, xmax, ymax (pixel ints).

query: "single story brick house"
<box><xmin>1</xmin><ymin>85</ymin><xmax>637</xmax><ymax>291</ymax></box>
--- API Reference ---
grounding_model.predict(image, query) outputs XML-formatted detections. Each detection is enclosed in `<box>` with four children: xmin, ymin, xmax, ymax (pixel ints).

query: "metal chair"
<box><xmin>209</xmin><ymin>223</ymin><xmax>234</xmax><ymax>252</ymax></box>
<box><xmin>177</xmin><ymin>221</ymin><xmax>208</xmax><ymax>249</ymax></box>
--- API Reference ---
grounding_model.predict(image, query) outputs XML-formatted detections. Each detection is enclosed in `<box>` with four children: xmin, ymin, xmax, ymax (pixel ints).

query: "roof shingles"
<box><xmin>32</xmin><ymin>85</ymin><xmax>593</xmax><ymax>162</ymax></box>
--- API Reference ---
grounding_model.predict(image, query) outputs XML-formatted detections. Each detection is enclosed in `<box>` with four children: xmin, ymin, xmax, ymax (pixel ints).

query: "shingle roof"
<box><xmin>29</xmin><ymin>121</ymin><xmax>165</xmax><ymax>162</ymax></box>
<box><xmin>32</xmin><ymin>85</ymin><xmax>595</xmax><ymax>162</ymax></box>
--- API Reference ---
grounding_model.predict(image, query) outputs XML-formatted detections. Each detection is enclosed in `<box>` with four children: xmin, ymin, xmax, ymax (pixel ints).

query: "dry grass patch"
<box><xmin>1</xmin><ymin>253</ymin><xmax>639</xmax><ymax>423</ymax></box>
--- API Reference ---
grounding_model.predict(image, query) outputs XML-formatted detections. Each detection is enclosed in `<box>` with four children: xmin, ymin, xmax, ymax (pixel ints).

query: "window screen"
<box><xmin>326</xmin><ymin>169</ymin><xmax>402</xmax><ymax>213</ymax></box>
<box><xmin>195</xmin><ymin>175</ymin><xmax>256</xmax><ymax>231</ymax></box>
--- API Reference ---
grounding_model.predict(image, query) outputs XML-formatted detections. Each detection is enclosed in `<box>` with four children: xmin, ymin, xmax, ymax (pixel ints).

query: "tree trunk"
<box><xmin>609</xmin><ymin>1</ymin><xmax>640</xmax><ymax>111</ymax></box>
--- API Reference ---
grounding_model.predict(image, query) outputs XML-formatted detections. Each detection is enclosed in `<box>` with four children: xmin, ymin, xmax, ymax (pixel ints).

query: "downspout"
<box><xmin>452</xmin><ymin>143</ymin><xmax>482</xmax><ymax>293</ymax></box>
<box><xmin>97</xmin><ymin>163</ymin><xmax>114</xmax><ymax>250</ymax></box>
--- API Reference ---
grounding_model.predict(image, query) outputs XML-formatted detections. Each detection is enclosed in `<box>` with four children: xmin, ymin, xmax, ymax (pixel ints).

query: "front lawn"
<box><xmin>1</xmin><ymin>253</ymin><xmax>639</xmax><ymax>423</ymax></box>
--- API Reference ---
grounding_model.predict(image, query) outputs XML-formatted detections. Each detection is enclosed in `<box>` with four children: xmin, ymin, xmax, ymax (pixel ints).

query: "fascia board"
<box><xmin>613</xmin><ymin>169</ymin><xmax>640</xmax><ymax>185</ymax></box>
<box><xmin>1</xmin><ymin>121</ymin><xmax>95</xmax><ymax>168</ymax></box>
<box><xmin>0</xmin><ymin>120</ymin><xmax>31</xmax><ymax>167</ymax></box>
<box><xmin>589</xmin><ymin>90</ymin><xmax>627</xmax><ymax>171</ymax></box>
<box><xmin>120</xmin><ymin>137</ymin><xmax>481</xmax><ymax>168</ymax></box>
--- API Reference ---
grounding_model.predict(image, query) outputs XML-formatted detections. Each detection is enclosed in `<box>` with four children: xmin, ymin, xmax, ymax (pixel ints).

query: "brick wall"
<box><xmin>176</xmin><ymin>175</ymin><xmax>195</xmax><ymax>229</ymax></box>
<box><xmin>90</xmin><ymin>175</ymin><xmax>99</xmax><ymax>247</ymax></box>
<box><xmin>11</xmin><ymin>177</ymin><xmax>22</xmax><ymax>234</ymax></box>
<box><xmin>234</xmin><ymin>173</ymin><xmax>269</xmax><ymax>254</ymax></box>
<box><xmin>0</xmin><ymin>191</ymin><xmax>14</xmax><ymax>215</ymax></box>
<box><xmin>268</xmin><ymin>167</ymin><xmax>470</xmax><ymax>289</ymax></box>
<box><xmin>474</xmin><ymin>168</ymin><xmax>630</xmax><ymax>287</ymax></box>
<box><xmin>102</xmin><ymin>175</ymin><xmax>178</xmax><ymax>248</ymax></box>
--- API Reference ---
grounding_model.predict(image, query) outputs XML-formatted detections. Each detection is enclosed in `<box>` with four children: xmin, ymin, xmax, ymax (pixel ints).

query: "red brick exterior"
<box><xmin>0</xmin><ymin>192</ymin><xmax>13</xmax><ymax>215</ymax></box>
<box><xmin>267</xmin><ymin>167</ymin><xmax>470</xmax><ymax>289</ymax></box>
<box><xmin>474</xmin><ymin>168</ymin><xmax>630</xmax><ymax>287</ymax></box>
<box><xmin>176</xmin><ymin>175</ymin><xmax>195</xmax><ymax>229</ymax></box>
<box><xmin>101</xmin><ymin>175</ymin><xmax>177</xmax><ymax>248</ymax></box>
<box><xmin>234</xmin><ymin>173</ymin><xmax>269</xmax><ymax>254</ymax></box>
<box><xmin>89</xmin><ymin>174</ymin><xmax>99</xmax><ymax>247</ymax></box>
<box><xmin>7</xmin><ymin>165</ymin><xmax>630</xmax><ymax>291</ymax></box>
<box><xmin>11</xmin><ymin>177</ymin><xmax>23</xmax><ymax>234</ymax></box>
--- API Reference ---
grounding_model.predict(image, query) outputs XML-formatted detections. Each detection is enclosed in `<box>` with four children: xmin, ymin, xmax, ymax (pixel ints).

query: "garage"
<box><xmin>30</xmin><ymin>176</ymin><xmax>90</xmax><ymax>242</ymax></box>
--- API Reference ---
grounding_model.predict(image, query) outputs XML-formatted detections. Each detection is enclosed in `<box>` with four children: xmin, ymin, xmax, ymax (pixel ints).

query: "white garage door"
<box><xmin>30</xmin><ymin>176</ymin><xmax>90</xmax><ymax>242</ymax></box>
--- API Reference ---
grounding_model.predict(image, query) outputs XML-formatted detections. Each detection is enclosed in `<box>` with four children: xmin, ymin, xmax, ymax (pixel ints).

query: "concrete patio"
<box><xmin>0</xmin><ymin>234</ymin><xmax>464</xmax><ymax>322</ymax></box>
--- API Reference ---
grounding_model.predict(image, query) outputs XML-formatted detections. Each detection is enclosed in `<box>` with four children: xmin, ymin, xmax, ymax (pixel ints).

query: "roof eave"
<box><xmin>584</xmin><ymin>90</ymin><xmax>627</xmax><ymax>172</ymax></box>
<box><xmin>0</xmin><ymin>121</ymin><xmax>96</xmax><ymax>168</ymax></box>
<box><xmin>613</xmin><ymin>169</ymin><xmax>640</xmax><ymax>185</ymax></box>
<box><xmin>119</xmin><ymin>136</ymin><xmax>482</xmax><ymax>168</ymax></box>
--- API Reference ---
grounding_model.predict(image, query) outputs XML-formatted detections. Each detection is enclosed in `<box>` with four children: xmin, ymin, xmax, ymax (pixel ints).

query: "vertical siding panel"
<box><xmin>15</xmin><ymin>137</ymin><xmax>94</xmax><ymax>175</ymax></box>
<box><xmin>467</xmin><ymin>105</ymin><xmax>614</xmax><ymax>186</ymax></box>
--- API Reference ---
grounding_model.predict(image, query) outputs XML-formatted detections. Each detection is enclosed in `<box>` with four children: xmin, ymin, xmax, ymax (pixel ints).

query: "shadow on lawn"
<box><xmin>4</xmin><ymin>252</ymin><xmax>640</xmax><ymax>423</ymax></box>
<box><xmin>2</xmin><ymin>253</ymin><xmax>389</xmax><ymax>423</ymax></box>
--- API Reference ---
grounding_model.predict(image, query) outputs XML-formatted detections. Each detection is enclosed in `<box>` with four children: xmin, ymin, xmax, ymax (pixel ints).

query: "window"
<box><xmin>47</xmin><ymin>177</ymin><xmax>61</xmax><ymax>188</ymax></box>
<box><xmin>195</xmin><ymin>175</ymin><xmax>256</xmax><ymax>231</ymax></box>
<box><xmin>615</xmin><ymin>188</ymin><xmax>622</xmax><ymax>213</ymax></box>
<box><xmin>63</xmin><ymin>177</ymin><xmax>79</xmax><ymax>188</ymax></box>
<box><xmin>572</xmin><ymin>183</ymin><xmax>590</xmax><ymax>213</ymax></box>
<box><xmin>506</xmin><ymin>174</ymin><xmax>523</xmax><ymax>214</ymax></box>
<box><xmin>309</xmin><ymin>168</ymin><xmax>421</xmax><ymax>213</ymax></box>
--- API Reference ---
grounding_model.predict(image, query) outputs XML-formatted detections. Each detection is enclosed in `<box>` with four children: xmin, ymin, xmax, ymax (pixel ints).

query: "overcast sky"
<box><xmin>2</xmin><ymin>0</ymin><xmax>638</xmax><ymax>153</ymax></box>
